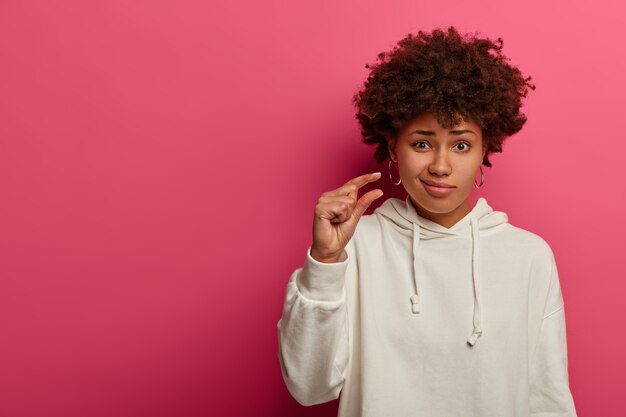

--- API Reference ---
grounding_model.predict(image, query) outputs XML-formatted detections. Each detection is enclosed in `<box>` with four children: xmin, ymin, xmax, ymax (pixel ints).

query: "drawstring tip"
<box><xmin>410</xmin><ymin>295</ymin><xmax>420</xmax><ymax>314</ymax></box>
<box><xmin>466</xmin><ymin>328</ymin><xmax>483</xmax><ymax>346</ymax></box>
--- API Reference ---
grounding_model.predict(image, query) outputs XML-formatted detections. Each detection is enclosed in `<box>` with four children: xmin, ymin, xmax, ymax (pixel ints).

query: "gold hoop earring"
<box><xmin>388</xmin><ymin>159</ymin><xmax>401</xmax><ymax>185</ymax></box>
<box><xmin>474</xmin><ymin>166</ymin><xmax>484</xmax><ymax>188</ymax></box>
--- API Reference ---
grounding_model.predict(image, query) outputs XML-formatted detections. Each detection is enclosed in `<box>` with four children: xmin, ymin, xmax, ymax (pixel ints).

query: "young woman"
<box><xmin>277</xmin><ymin>26</ymin><xmax>577</xmax><ymax>417</ymax></box>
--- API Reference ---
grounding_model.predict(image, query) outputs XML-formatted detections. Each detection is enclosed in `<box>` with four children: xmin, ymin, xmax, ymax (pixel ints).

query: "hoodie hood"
<box><xmin>373</xmin><ymin>196</ymin><xmax>509</xmax><ymax>347</ymax></box>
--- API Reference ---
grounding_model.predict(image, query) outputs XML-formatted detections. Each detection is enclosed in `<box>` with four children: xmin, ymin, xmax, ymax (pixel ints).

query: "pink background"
<box><xmin>0</xmin><ymin>0</ymin><xmax>624</xmax><ymax>416</ymax></box>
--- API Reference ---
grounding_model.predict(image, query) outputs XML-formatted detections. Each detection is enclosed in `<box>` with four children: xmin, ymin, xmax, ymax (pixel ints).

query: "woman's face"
<box><xmin>388</xmin><ymin>111</ymin><xmax>486</xmax><ymax>222</ymax></box>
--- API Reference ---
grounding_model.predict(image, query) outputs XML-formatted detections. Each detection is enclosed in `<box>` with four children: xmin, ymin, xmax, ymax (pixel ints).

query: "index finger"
<box><xmin>326</xmin><ymin>172</ymin><xmax>382</xmax><ymax>197</ymax></box>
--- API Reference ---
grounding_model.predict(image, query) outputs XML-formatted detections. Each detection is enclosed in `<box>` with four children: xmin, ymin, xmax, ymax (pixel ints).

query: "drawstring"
<box><xmin>410</xmin><ymin>222</ymin><xmax>421</xmax><ymax>313</ymax></box>
<box><xmin>467</xmin><ymin>216</ymin><xmax>483</xmax><ymax>346</ymax></box>
<box><xmin>409</xmin><ymin>216</ymin><xmax>483</xmax><ymax>346</ymax></box>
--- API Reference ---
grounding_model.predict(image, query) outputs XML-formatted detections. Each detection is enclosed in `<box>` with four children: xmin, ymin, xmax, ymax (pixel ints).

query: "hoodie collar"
<box><xmin>373</xmin><ymin>195</ymin><xmax>509</xmax><ymax>347</ymax></box>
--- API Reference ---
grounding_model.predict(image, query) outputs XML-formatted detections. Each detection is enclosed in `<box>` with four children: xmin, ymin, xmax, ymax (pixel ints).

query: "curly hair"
<box><xmin>352</xmin><ymin>26</ymin><xmax>536</xmax><ymax>167</ymax></box>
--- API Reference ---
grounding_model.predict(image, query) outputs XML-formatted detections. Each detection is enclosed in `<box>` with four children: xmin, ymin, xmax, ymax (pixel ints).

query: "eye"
<box><xmin>412</xmin><ymin>141</ymin><xmax>430</xmax><ymax>150</ymax></box>
<box><xmin>455</xmin><ymin>142</ymin><xmax>471</xmax><ymax>151</ymax></box>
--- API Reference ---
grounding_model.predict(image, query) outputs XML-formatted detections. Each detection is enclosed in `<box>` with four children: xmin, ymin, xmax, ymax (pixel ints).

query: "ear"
<box><xmin>386</xmin><ymin>135</ymin><xmax>397</xmax><ymax>162</ymax></box>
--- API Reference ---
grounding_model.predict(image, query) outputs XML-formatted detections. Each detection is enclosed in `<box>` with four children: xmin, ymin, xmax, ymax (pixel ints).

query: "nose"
<box><xmin>428</xmin><ymin>149</ymin><xmax>452</xmax><ymax>176</ymax></box>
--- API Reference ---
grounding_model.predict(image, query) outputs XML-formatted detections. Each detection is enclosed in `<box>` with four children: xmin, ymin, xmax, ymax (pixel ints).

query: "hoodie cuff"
<box><xmin>295</xmin><ymin>246</ymin><xmax>349</xmax><ymax>302</ymax></box>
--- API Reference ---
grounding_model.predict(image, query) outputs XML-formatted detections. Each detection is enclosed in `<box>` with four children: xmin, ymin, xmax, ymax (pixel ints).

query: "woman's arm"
<box><xmin>529</xmin><ymin>258</ymin><xmax>578</xmax><ymax>416</ymax></box>
<box><xmin>277</xmin><ymin>245</ymin><xmax>351</xmax><ymax>406</ymax></box>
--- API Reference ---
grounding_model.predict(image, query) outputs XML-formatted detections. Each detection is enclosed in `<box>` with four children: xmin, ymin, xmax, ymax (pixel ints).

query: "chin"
<box><xmin>411</xmin><ymin>191</ymin><xmax>463</xmax><ymax>214</ymax></box>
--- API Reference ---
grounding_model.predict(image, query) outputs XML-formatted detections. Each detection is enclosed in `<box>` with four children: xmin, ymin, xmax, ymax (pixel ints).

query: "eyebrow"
<box><xmin>409</xmin><ymin>129</ymin><xmax>476</xmax><ymax>136</ymax></box>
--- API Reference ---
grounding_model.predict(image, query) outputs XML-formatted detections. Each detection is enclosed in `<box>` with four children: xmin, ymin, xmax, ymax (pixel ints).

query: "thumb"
<box><xmin>352</xmin><ymin>189</ymin><xmax>384</xmax><ymax>221</ymax></box>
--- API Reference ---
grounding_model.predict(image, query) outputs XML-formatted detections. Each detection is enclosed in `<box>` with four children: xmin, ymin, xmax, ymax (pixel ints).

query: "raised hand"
<box><xmin>310</xmin><ymin>172</ymin><xmax>383</xmax><ymax>263</ymax></box>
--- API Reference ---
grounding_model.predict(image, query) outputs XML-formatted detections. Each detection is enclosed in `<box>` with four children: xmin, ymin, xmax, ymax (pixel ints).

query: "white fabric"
<box><xmin>278</xmin><ymin>196</ymin><xmax>577</xmax><ymax>416</ymax></box>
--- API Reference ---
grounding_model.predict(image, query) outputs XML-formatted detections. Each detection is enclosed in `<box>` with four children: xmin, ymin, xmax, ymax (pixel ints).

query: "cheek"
<box><xmin>397</xmin><ymin>153</ymin><xmax>427</xmax><ymax>173</ymax></box>
<box><xmin>457</xmin><ymin>161</ymin><xmax>482</xmax><ymax>184</ymax></box>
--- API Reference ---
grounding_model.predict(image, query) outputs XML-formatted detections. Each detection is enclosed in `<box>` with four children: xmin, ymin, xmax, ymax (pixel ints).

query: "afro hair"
<box><xmin>352</xmin><ymin>26</ymin><xmax>536</xmax><ymax>167</ymax></box>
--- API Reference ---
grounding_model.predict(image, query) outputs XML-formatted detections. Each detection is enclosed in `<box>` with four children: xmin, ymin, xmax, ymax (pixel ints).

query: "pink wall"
<box><xmin>0</xmin><ymin>0</ymin><xmax>623</xmax><ymax>416</ymax></box>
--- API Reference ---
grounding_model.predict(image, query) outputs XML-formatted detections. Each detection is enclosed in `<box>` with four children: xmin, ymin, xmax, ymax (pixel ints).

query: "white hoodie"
<box><xmin>277</xmin><ymin>196</ymin><xmax>577</xmax><ymax>416</ymax></box>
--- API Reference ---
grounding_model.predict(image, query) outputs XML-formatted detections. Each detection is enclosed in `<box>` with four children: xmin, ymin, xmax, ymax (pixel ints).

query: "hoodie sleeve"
<box><xmin>277</xmin><ymin>245</ymin><xmax>351</xmax><ymax>406</ymax></box>
<box><xmin>529</xmin><ymin>257</ymin><xmax>578</xmax><ymax>416</ymax></box>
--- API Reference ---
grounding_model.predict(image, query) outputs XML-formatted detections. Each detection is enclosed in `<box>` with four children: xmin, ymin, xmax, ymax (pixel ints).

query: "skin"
<box><xmin>311</xmin><ymin>173</ymin><xmax>383</xmax><ymax>263</ymax></box>
<box><xmin>387</xmin><ymin>111</ymin><xmax>486</xmax><ymax>229</ymax></box>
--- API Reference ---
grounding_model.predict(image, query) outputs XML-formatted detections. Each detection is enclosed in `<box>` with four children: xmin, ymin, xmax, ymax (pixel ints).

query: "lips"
<box><xmin>420</xmin><ymin>179</ymin><xmax>455</xmax><ymax>188</ymax></box>
<box><xmin>420</xmin><ymin>179</ymin><xmax>456</xmax><ymax>197</ymax></box>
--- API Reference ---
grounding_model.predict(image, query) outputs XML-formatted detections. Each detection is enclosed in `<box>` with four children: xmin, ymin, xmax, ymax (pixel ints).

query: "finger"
<box><xmin>351</xmin><ymin>189</ymin><xmax>384</xmax><ymax>220</ymax></box>
<box><xmin>318</xmin><ymin>195</ymin><xmax>356</xmax><ymax>206</ymax></box>
<box><xmin>324</xmin><ymin>172</ymin><xmax>382</xmax><ymax>197</ymax></box>
<box><xmin>317</xmin><ymin>201</ymin><xmax>352</xmax><ymax>224</ymax></box>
